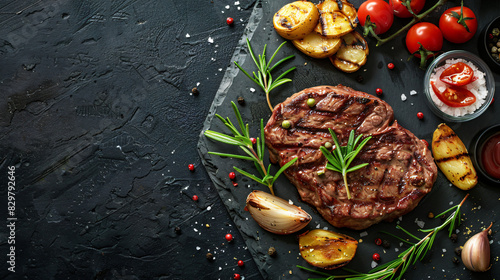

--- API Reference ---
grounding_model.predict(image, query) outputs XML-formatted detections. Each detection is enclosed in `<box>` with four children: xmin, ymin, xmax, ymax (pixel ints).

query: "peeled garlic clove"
<box><xmin>461</xmin><ymin>222</ymin><xmax>493</xmax><ymax>272</ymax></box>
<box><xmin>246</xmin><ymin>190</ymin><xmax>311</xmax><ymax>235</ymax></box>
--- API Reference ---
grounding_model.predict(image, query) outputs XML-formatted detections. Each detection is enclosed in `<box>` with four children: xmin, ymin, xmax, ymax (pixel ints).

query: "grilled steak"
<box><xmin>264</xmin><ymin>85</ymin><xmax>437</xmax><ymax>230</ymax></box>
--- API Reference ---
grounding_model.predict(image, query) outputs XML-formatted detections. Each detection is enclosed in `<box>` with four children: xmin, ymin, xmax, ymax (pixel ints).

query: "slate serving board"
<box><xmin>198</xmin><ymin>1</ymin><xmax>500</xmax><ymax>279</ymax></box>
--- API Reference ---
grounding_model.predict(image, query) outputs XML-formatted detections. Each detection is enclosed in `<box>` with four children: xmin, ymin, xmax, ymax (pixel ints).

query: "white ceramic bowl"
<box><xmin>423</xmin><ymin>50</ymin><xmax>495</xmax><ymax>122</ymax></box>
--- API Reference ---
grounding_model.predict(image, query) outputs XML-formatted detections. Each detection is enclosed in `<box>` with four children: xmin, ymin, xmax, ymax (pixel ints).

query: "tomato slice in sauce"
<box><xmin>439</xmin><ymin>62</ymin><xmax>474</xmax><ymax>86</ymax></box>
<box><xmin>431</xmin><ymin>81</ymin><xmax>476</xmax><ymax>107</ymax></box>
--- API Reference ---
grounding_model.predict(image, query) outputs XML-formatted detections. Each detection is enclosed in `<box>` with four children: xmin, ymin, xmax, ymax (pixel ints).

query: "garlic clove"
<box><xmin>246</xmin><ymin>190</ymin><xmax>312</xmax><ymax>235</ymax></box>
<box><xmin>461</xmin><ymin>222</ymin><xmax>493</xmax><ymax>272</ymax></box>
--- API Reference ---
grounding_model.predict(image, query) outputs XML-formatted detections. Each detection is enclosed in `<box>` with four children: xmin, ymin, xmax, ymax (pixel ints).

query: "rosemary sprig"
<box><xmin>204</xmin><ymin>101</ymin><xmax>298</xmax><ymax>195</ymax></box>
<box><xmin>320</xmin><ymin>129</ymin><xmax>372</xmax><ymax>200</ymax></box>
<box><xmin>298</xmin><ymin>194</ymin><xmax>469</xmax><ymax>280</ymax></box>
<box><xmin>234</xmin><ymin>38</ymin><xmax>296</xmax><ymax>111</ymax></box>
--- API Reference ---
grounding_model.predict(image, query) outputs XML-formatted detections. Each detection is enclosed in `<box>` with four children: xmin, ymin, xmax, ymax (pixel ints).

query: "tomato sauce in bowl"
<box><xmin>481</xmin><ymin>133</ymin><xmax>500</xmax><ymax>179</ymax></box>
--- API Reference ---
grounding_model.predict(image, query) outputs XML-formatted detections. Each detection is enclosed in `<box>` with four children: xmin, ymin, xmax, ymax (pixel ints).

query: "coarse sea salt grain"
<box><xmin>360</xmin><ymin>231</ymin><xmax>368</xmax><ymax>237</ymax></box>
<box><xmin>401</xmin><ymin>94</ymin><xmax>407</xmax><ymax>101</ymax></box>
<box><xmin>208</xmin><ymin>37</ymin><xmax>214</xmax><ymax>43</ymax></box>
<box><xmin>185</xmin><ymin>33</ymin><xmax>190</xmax><ymax>38</ymax></box>
<box><xmin>429</xmin><ymin>58</ymin><xmax>488</xmax><ymax>117</ymax></box>
<box><xmin>410</xmin><ymin>90</ymin><xmax>417</xmax><ymax>95</ymax></box>
<box><xmin>371</xmin><ymin>261</ymin><xmax>378</xmax><ymax>268</ymax></box>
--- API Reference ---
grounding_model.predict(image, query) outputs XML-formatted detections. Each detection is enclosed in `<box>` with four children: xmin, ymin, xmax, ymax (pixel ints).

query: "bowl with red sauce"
<box><xmin>470</xmin><ymin>124</ymin><xmax>500</xmax><ymax>184</ymax></box>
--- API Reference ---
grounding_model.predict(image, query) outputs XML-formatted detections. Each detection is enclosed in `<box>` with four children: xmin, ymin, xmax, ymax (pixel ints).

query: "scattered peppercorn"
<box><xmin>232</xmin><ymin>182</ymin><xmax>238</xmax><ymax>187</ymax></box>
<box><xmin>454</xmin><ymin>247</ymin><xmax>462</xmax><ymax>256</ymax></box>
<box><xmin>324</xmin><ymin>141</ymin><xmax>333</xmax><ymax>149</ymax></box>
<box><xmin>387</xmin><ymin>63</ymin><xmax>395</xmax><ymax>69</ymax></box>
<box><xmin>237</xmin><ymin>260</ymin><xmax>244</xmax><ymax>267</ymax></box>
<box><xmin>250</xmin><ymin>137</ymin><xmax>257</xmax><ymax>145</ymax></box>
<box><xmin>282</xmin><ymin>120</ymin><xmax>291</xmax><ymax>129</ymax></box>
<box><xmin>226</xmin><ymin>17</ymin><xmax>234</xmax><ymax>25</ymax></box>
<box><xmin>382</xmin><ymin>239</ymin><xmax>391</xmax><ymax>249</ymax></box>
<box><xmin>375</xmin><ymin>238</ymin><xmax>382</xmax><ymax>246</ymax></box>
<box><xmin>307</xmin><ymin>98</ymin><xmax>316</xmax><ymax>107</ymax></box>
<box><xmin>489</xmin><ymin>33</ymin><xmax>494</xmax><ymax>40</ymax></box>
<box><xmin>237</xmin><ymin>96</ymin><xmax>245</xmax><ymax>105</ymax></box>
<box><xmin>191</xmin><ymin>87</ymin><xmax>200</xmax><ymax>95</ymax></box>
<box><xmin>427</xmin><ymin>212</ymin><xmax>434</xmax><ymax>219</ymax></box>
<box><xmin>452</xmin><ymin>257</ymin><xmax>460</xmax><ymax>264</ymax></box>
<box><xmin>225</xmin><ymin>233</ymin><xmax>233</xmax><ymax>242</ymax></box>
<box><xmin>376</xmin><ymin>88</ymin><xmax>383</xmax><ymax>95</ymax></box>
<box><xmin>417</xmin><ymin>112</ymin><xmax>424</xmax><ymax>119</ymax></box>
<box><xmin>188</xmin><ymin>164</ymin><xmax>195</xmax><ymax>171</ymax></box>
<box><xmin>450</xmin><ymin>233</ymin><xmax>458</xmax><ymax>243</ymax></box>
<box><xmin>233</xmin><ymin>273</ymin><xmax>241</xmax><ymax>280</ymax></box>
<box><xmin>192</xmin><ymin>195</ymin><xmax>199</xmax><ymax>201</ymax></box>
<box><xmin>229</xmin><ymin>172</ymin><xmax>236</xmax><ymax>180</ymax></box>
<box><xmin>174</xmin><ymin>226</ymin><xmax>181</xmax><ymax>234</ymax></box>
<box><xmin>355</xmin><ymin>75</ymin><xmax>364</xmax><ymax>83</ymax></box>
<box><xmin>372</xmin><ymin>253</ymin><xmax>381</xmax><ymax>262</ymax></box>
<box><xmin>268</xmin><ymin>247</ymin><xmax>277</xmax><ymax>257</ymax></box>
<box><xmin>206</xmin><ymin>253</ymin><xmax>214</xmax><ymax>261</ymax></box>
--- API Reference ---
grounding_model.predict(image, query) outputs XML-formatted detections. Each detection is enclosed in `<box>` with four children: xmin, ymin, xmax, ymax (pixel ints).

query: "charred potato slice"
<box><xmin>432</xmin><ymin>123</ymin><xmax>478</xmax><ymax>190</ymax></box>
<box><xmin>314</xmin><ymin>0</ymin><xmax>357</xmax><ymax>38</ymax></box>
<box><xmin>330</xmin><ymin>31</ymin><xmax>368</xmax><ymax>73</ymax></box>
<box><xmin>299</xmin><ymin>229</ymin><xmax>358</xmax><ymax>270</ymax></box>
<box><xmin>292</xmin><ymin>32</ymin><xmax>342</xmax><ymax>58</ymax></box>
<box><xmin>273</xmin><ymin>1</ymin><xmax>319</xmax><ymax>40</ymax></box>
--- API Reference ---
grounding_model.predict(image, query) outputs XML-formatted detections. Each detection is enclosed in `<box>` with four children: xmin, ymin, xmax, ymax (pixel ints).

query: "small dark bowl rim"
<box><xmin>479</xmin><ymin>16</ymin><xmax>500</xmax><ymax>71</ymax></box>
<box><xmin>470</xmin><ymin>124</ymin><xmax>500</xmax><ymax>185</ymax></box>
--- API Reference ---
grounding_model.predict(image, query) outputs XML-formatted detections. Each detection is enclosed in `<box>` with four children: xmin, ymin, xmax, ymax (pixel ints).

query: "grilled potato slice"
<box><xmin>432</xmin><ymin>123</ymin><xmax>478</xmax><ymax>190</ymax></box>
<box><xmin>314</xmin><ymin>0</ymin><xmax>357</xmax><ymax>38</ymax></box>
<box><xmin>299</xmin><ymin>229</ymin><xmax>358</xmax><ymax>270</ymax></box>
<box><xmin>273</xmin><ymin>1</ymin><xmax>320</xmax><ymax>40</ymax></box>
<box><xmin>292</xmin><ymin>32</ymin><xmax>342</xmax><ymax>58</ymax></box>
<box><xmin>330</xmin><ymin>31</ymin><xmax>369</xmax><ymax>73</ymax></box>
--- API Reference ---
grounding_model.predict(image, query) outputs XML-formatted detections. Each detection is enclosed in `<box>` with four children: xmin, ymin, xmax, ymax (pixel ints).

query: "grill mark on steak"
<box><xmin>264</xmin><ymin>85</ymin><xmax>437</xmax><ymax>230</ymax></box>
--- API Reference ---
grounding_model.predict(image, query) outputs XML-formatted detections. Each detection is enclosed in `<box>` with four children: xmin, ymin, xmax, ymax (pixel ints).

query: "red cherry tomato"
<box><xmin>439</xmin><ymin>62</ymin><xmax>474</xmax><ymax>86</ymax></box>
<box><xmin>430</xmin><ymin>81</ymin><xmax>476</xmax><ymax>107</ymax></box>
<box><xmin>406</xmin><ymin>22</ymin><xmax>443</xmax><ymax>58</ymax></box>
<box><xmin>390</xmin><ymin>0</ymin><xmax>425</xmax><ymax>18</ymax></box>
<box><xmin>358</xmin><ymin>0</ymin><xmax>394</xmax><ymax>35</ymax></box>
<box><xmin>439</xmin><ymin>5</ymin><xmax>477</xmax><ymax>44</ymax></box>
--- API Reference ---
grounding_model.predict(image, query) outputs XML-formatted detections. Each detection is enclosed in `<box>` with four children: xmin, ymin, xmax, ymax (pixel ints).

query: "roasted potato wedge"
<box><xmin>432</xmin><ymin>123</ymin><xmax>478</xmax><ymax>190</ymax></box>
<box><xmin>292</xmin><ymin>32</ymin><xmax>342</xmax><ymax>58</ymax></box>
<box><xmin>314</xmin><ymin>0</ymin><xmax>357</xmax><ymax>38</ymax></box>
<box><xmin>299</xmin><ymin>229</ymin><xmax>358</xmax><ymax>269</ymax></box>
<box><xmin>330</xmin><ymin>31</ymin><xmax>368</xmax><ymax>73</ymax></box>
<box><xmin>273</xmin><ymin>1</ymin><xmax>319</xmax><ymax>40</ymax></box>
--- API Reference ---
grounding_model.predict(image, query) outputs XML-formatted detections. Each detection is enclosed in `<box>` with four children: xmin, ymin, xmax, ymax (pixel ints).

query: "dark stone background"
<box><xmin>1</xmin><ymin>0</ymin><xmax>499</xmax><ymax>280</ymax></box>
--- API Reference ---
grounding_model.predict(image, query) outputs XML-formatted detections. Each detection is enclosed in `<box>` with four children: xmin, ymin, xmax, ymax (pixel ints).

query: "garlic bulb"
<box><xmin>461</xmin><ymin>222</ymin><xmax>493</xmax><ymax>272</ymax></box>
<box><xmin>246</xmin><ymin>190</ymin><xmax>312</xmax><ymax>234</ymax></box>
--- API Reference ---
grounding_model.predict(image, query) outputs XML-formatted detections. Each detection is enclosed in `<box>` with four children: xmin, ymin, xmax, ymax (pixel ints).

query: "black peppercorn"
<box><xmin>454</xmin><ymin>247</ymin><xmax>462</xmax><ymax>256</ymax></box>
<box><xmin>268</xmin><ymin>247</ymin><xmax>277</xmax><ymax>257</ymax></box>
<box><xmin>355</xmin><ymin>75</ymin><xmax>364</xmax><ymax>83</ymax></box>
<box><xmin>237</xmin><ymin>96</ymin><xmax>245</xmax><ymax>105</ymax></box>
<box><xmin>206</xmin><ymin>253</ymin><xmax>214</xmax><ymax>261</ymax></box>
<box><xmin>450</xmin><ymin>233</ymin><xmax>458</xmax><ymax>243</ymax></box>
<box><xmin>382</xmin><ymin>239</ymin><xmax>391</xmax><ymax>249</ymax></box>
<box><xmin>192</xmin><ymin>87</ymin><xmax>200</xmax><ymax>95</ymax></box>
<box><xmin>452</xmin><ymin>257</ymin><xmax>460</xmax><ymax>264</ymax></box>
<box><xmin>174</xmin><ymin>226</ymin><xmax>181</xmax><ymax>234</ymax></box>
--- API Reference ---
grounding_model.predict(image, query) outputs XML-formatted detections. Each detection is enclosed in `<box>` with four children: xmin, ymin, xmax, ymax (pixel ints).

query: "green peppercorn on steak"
<box><xmin>264</xmin><ymin>85</ymin><xmax>437</xmax><ymax>230</ymax></box>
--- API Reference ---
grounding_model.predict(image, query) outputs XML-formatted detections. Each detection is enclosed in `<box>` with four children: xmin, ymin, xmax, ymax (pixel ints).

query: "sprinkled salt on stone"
<box><xmin>449</xmin><ymin>201</ymin><xmax>453</xmax><ymax>205</ymax></box>
<box><xmin>360</xmin><ymin>231</ymin><xmax>368</xmax><ymax>237</ymax></box>
<box><xmin>415</xmin><ymin>218</ymin><xmax>425</xmax><ymax>228</ymax></box>
<box><xmin>401</xmin><ymin>94</ymin><xmax>407</xmax><ymax>101</ymax></box>
<box><xmin>211</xmin><ymin>58</ymin><xmax>216</xmax><ymax>61</ymax></box>
<box><xmin>400</xmin><ymin>242</ymin><xmax>403</xmax><ymax>247</ymax></box>
<box><xmin>196</xmin><ymin>246</ymin><xmax>201</xmax><ymax>250</ymax></box>
<box><xmin>478</xmin><ymin>205</ymin><xmax>481</xmax><ymax>209</ymax></box>
<box><xmin>250</xmin><ymin>87</ymin><xmax>255</xmax><ymax>92</ymax></box>
<box><xmin>207</xmin><ymin>206</ymin><xmax>212</xmax><ymax>211</ymax></box>
<box><xmin>442</xmin><ymin>248</ymin><xmax>446</xmax><ymax>252</ymax></box>
<box><xmin>185</xmin><ymin>33</ymin><xmax>190</xmax><ymax>38</ymax></box>
<box><xmin>219</xmin><ymin>267</ymin><xmax>222</xmax><ymax>271</ymax></box>
<box><xmin>238</xmin><ymin>7</ymin><xmax>241</xmax><ymax>10</ymax></box>
<box><xmin>228</xmin><ymin>199</ymin><xmax>231</xmax><ymax>202</ymax></box>
<box><xmin>208</xmin><ymin>37</ymin><xmax>214</xmax><ymax>43</ymax></box>
<box><xmin>171</xmin><ymin>149</ymin><xmax>176</xmax><ymax>154</ymax></box>
<box><xmin>455</xmin><ymin>229</ymin><xmax>460</xmax><ymax>233</ymax></box>
<box><xmin>197</xmin><ymin>82</ymin><xmax>200</xmax><ymax>86</ymax></box>
<box><xmin>316</xmin><ymin>224</ymin><xmax>320</xmax><ymax>228</ymax></box>
<box><xmin>235</xmin><ymin>1</ymin><xmax>240</xmax><ymax>4</ymax></box>
<box><xmin>323</xmin><ymin>227</ymin><xmax>328</xmax><ymax>230</ymax></box>
<box><xmin>399</xmin><ymin>216</ymin><xmax>403</xmax><ymax>221</ymax></box>
<box><xmin>218</xmin><ymin>68</ymin><xmax>222</xmax><ymax>72</ymax></box>
<box><xmin>410</xmin><ymin>90</ymin><xmax>417</xmax><ymax>95</ymax></box>
<box><xmin>194</xmin><ymin>228</ymin><xmax>198</xmax><ymax>232</ymax></box>
<box><xmin>225</xmin><ymin>5</ymin><xmax>230</xmax><ymax>9</ymax></box>
<box><xmin>490</xmin><ymin>240</ymin><xmax>494</xmax><ymax>244</ymax></box>
<box><xmin>288</xmin><ymin>199</ymin><xmax>293</xmax><ymax>205</ymax></box>
<box><xmin>395</xmin><ymin>248</ymin><xmax>399</xmax><ymax>252</ymax></box>
<box><xmin>371</xmin><ymin>261</ymin><xmax>378</xmax><ymax>268</ymax></box>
